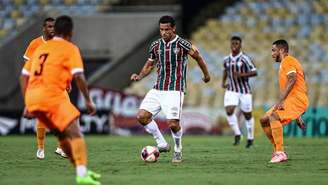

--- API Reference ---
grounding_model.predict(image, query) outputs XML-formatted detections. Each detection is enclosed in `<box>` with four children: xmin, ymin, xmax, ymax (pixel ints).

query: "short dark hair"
<box><xmin>273</xmin><ymin>39</ymin><xmax>289</xmax><ymax>52</ymax></box>
<box><xmin>159</xmin><ymin>15</ymin><xmax>176</xmax><ymax>27</ymax></box>
<box><xmin>231</xmin><ymin>36</ymin><xmax>242</xmax><ymax>43</ymax></box>
<box><xmin>55</xmin><ymin>15</ymin><xmax>73</xmax><ymax>36</ymax></box>
<box><xmin>43</xmin><ymin>17</ymin><xmax>54</xmax><ymax>26</ymax></box>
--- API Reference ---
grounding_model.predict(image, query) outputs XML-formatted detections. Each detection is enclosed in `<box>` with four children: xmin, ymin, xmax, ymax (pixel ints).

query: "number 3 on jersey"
<box><xmin>34</xmin><ymin>53</ymin><xmax>49</xmax><ymax>76</ymax></box>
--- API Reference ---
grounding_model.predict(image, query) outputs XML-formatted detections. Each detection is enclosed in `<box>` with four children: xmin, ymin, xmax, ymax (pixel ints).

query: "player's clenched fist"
<box><xmin>202</xmin><ymin>74</ymin><xmax>210</xmax><ymax>83</ymax></box>
<box><xmin>131</xmin><ymin>73</ymin><xmax>141</xmax><ymax>81</ymax></box>
<box><xmin>86</xmin><ymin>100</ymin><xmax>96</xmax><ymax>116</ymax></box>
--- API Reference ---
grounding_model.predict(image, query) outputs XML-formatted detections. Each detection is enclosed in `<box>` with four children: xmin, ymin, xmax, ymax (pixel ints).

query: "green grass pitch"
<box><xmin>1</xmin><ymin>135</ymin><xmax>328</xmax><ymax>185</ymax></box>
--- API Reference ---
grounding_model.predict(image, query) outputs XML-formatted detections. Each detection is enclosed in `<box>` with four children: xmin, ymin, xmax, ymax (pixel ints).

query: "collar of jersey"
<box><xmin>230</xmin><ymin>52</ymin><xmax>243</xmax><ymax>61</ymax></box>
<box><xmin>53</xmin><ymin>36</ymin><xmax>65</xmax><ymax>41</ymax></box>
<box><xmin>41</xmin><ymin>36</ymin><xmax>47</xmax><ymax>43</ymax></box>
<box><xmin>162</xmin><ymin>35</ymin><xmax>179</xmax><ymax>44</ymax></box>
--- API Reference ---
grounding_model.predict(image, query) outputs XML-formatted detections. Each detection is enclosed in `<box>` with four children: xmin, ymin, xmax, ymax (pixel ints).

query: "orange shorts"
<box><xmin>266</xmin><ymin>97</ymin><xmax>308</xmax><ymax>125</ymax></box>
<box><xmin>28</xmin><ymin>99</ymin><xmax>80</xmax><ymax>132</ymax></box>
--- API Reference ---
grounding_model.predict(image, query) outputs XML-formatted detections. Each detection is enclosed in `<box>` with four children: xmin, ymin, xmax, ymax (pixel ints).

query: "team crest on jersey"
<box><xmin>174</xmin><ymin>48</ymin><xmax>180</xmax><ymax>54</ymax></box>
<box><xmin>237</xmin><ymin>62</ymin><xmax>243</xmax><ymax>67</ymax></box>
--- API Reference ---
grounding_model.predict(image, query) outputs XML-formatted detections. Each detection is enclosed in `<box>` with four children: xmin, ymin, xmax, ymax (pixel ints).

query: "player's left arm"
<box><xmin>188</xmin><ymin>44</ymin><xmax>210</xmax><ymax>83</ymax></box>
<box><xmin>234</xmin><ymin>58</ymin><xmax>257</xmax><ymax>78</ymax></box>
<box><xmin>275</xmin><ymin>72</ymin><xmax>296</xmax><ymax>110</ymax></box>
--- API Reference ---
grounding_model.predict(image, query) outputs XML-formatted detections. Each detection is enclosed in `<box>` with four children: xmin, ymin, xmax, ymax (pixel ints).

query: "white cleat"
<box><xmin>54</xmin><ymin>147</ymin><xmax>68</xmax><ymax>158</ymax></box>
<box><xmin>36</xmin><ymin>149</ymin><xmax>45</xmax><ymax>160</ymax></box>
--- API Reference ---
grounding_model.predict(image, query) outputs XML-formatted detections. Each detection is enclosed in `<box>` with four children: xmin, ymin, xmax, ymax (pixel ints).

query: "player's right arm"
<box><xmin>20</xmin><ymin>40</ymin><xmax>35</xmax><ymax>119</ymax></box>
<box><xmin>131</xmin><ymin>41</ymin><xmax>158</xmax><ymax>81</ymax></box>
<box><xmin>221</xmin><ymin>70</ymin><xmax>228</xmax><ymax>89</ymax></box>
<box><xmin>74</xmin><ymin>74</ymin><xmax>96</xmax><ymax>115</ymax></box>
<box><xmin>131</xmin><ymin>59</ymin><xmax>155</xmax><ymax>81</ymax></box>
<box><xmin>69</xmin><ymin>45</ymin><xmax>96</xmax><ymax>115</ymax></box>
<box><xmin>20</xmin><ymin>71</ymin><xmax>35</xmax><ymax>119</ymax></box>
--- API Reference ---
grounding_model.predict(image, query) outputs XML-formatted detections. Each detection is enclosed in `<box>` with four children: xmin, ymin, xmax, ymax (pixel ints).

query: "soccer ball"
<box><xmin>140</xmin><ymin>146</ymin><xmax>160</xmax><ymax>162</ymax></box>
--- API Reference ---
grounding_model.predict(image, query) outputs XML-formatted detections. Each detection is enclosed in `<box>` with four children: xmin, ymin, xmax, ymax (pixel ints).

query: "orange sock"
<box><xmin>36</xmin><ymin>125</ymin><xmax>46</xmax><ymax>149</ymax></box>
<box><xmin>270</xmin><ymin>120</ymin><xmax>284</xmax><ymax>152</ymax></box>
<box><xmin>59</xmin><ymin>139</ymin><xmax>73</xmax><ymax>163</ymax></box>
<box><xmin>69</xmin><ymin>138</ymin><xmax>88</xmax><ymax>166</ymax></box>
<box><xmin>261</xmin><ymin>126</ymin><xmax>275</xmax><ymax>151</ymax></box>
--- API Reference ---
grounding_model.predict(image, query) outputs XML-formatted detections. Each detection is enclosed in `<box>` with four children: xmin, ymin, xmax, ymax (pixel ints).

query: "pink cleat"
<box><xmin>269</xmin><ymin>152</ymin><xmax>288</xmax><ymax>163</ymax></box>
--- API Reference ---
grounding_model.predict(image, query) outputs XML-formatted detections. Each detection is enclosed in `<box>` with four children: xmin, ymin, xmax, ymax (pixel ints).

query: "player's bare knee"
<box><xmin>243</xmin><ymin>112</ymin><xmax>252</xmax><ymax>120</ymax></box>
<box><xmin>168</xmin><ymin>119</ymin><xmax>180</xmax><ymax>132</ymax></box>
<box><xmin>225</xmin><ymin>106</ymin><xmax>235</xmax><ymax>116</ymax></box>
<box><xmin>137</xmin><ymin>110</ymin><xmax>152</xmax><ymax>125</ymax></box>
<box><xmin>226</xmin><ymin>109</ymin><xmax>234</xmax><ymax>116</ymax></box>
<box><xmin>260</xmin><ymin>116</ymin><xmax>269</xmax><ymax>127</ymax></box>
<box><xmin>269</xmin><ymin>112</ymin><xmax>280</xmax><ymax>122</ymax></box>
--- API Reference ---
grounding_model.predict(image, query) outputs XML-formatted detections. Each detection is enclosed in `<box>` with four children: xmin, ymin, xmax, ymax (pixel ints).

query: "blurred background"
<box><xmin>0</xmin><ymin>0</ymin><xmax>327</xmax><ymax>137</ymax></box>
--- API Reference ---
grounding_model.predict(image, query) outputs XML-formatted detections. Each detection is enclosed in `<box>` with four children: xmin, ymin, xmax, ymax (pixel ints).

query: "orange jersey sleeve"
<box><xmin>67</xmin><ymin>45</ymin><xmax>84</xmax><ymax>75</ymax></box>
<box><xmin>22</xmin><ymin>36</ymin><xmax>46</xmax><ymax>76</ymax></box>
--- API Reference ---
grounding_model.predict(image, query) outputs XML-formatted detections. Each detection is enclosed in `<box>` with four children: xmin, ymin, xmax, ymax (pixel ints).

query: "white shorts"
<box><xmin>140</xmin><ymin>89</ymin><xmax>184</xmax><ymax>120</ymax></box>
<box><xmin>224</xmin><ymin>90</ymin><xmax>252</xmax><ymax>112</ymax></box>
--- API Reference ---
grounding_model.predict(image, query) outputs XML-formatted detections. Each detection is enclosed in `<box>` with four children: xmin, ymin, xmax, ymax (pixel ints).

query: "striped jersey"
<box><xmin>148</xmin><ymin>35</ymin><xmax>192</xmax><ymax>92</ymax></box>
<box><xmin>223</xmin><ymin>52</ymin><xmax>256</xmax><ymax>94</ymax></box>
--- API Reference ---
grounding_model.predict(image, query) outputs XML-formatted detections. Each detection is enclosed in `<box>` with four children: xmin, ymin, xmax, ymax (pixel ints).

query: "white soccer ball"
<box><xmin>140</xmin><ymin>146</ymin><xmax>160</xmax><ymax>162</ymax></box>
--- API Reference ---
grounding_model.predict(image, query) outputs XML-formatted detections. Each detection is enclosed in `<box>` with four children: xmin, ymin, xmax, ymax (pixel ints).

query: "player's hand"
<box><xmin>233</xmin><ymin>71</ymin><xmax>243</xmax><ymax>78</ymax></box>
<box><xmin>131</xmin><ymin>73</ymin><xmax>141</xmax><ymax>81</ymax></box>
<box><xmin>86</xmin><ymin>100</ymin><xmax>96</xmax><ymax>116</ymax></box>
<box><xmin>23</xmin><ymin>107</ymin><xmax>35</xmax><ymax>119</ymax></box>
<box><xmin>221</xmin><ymin>83</ymin><xmax>228</xmax><ymax>89</ymax></box>
<box><xmin>296</xmin><ymin>117</ymin><xmax>306</xmax><ymax>131</ymax></box>
<box><xmin>274</xmin><ymin>101</ymin><xmax>284</xmax><ymax>110</ymax></box>
<box><xmin>202</xmin><ymin>74</ymin><xmax>210</xmax><ymax>83</ymax></box>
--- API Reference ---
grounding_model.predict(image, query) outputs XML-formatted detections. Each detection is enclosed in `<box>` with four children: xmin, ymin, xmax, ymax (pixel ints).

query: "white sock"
<box><xmin>144</xmin><ymin>120</ymin><xmax>167</xmax><ymax>147</ymax></box>
<box><xmin>76</xmin><ymin>165</ymin><xmax>87</xmax><ymax>177</ymax></box>
<box><xmin>171</xmin><ymin>128</ymin><xmax>182</xmax><ymax>152</ymax></box>
<box><xmin>245</xmin><ymin>118</ymin><xmax>254</xmax><ymax>140</ymax></box>
<box><xmin>226</xmin><ymin>114</ymin><xmax>241</xmax><ymax>136</ymax></box>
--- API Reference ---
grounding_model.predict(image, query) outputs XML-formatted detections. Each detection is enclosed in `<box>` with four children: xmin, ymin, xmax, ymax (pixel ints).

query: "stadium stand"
<box><xmin>0</xmin><ymin>0</ymin><xmax>120</xmax><ymax>43</ymax></box>
<box><xmin>125</xmin><ymin>0</ymin><xmax>328</xmax><ymax>108</ymax></box>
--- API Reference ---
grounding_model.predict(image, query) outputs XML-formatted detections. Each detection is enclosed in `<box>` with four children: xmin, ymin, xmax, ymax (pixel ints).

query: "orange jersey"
<box><xmin>22</xmin><ymin>36</ymin><xmax>47</xmax><ymax>76</ymax></box>
<box><xmin>25</xmin><ymin>37</ymin><xmax>84</xmax><ymax>109</ymax></box>
<box><xmin>266</xmin><ymin>55</ymin><xmax>309</xmax><ymax>125</ymax></box>
<box><xmin>279</xmin><ymin>55</ymin><xmax>308</xmax><ymax>107</ymax></box>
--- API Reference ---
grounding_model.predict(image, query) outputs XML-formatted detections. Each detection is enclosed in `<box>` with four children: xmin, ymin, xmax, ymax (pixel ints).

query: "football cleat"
<box><xmin>36</xmin><ymin>149</ymin><xmax>45</xmax><ymax>160</ymax></box>
<box><xmin>55</xmin><ymin>147</ymin><xmax>68</xmax><ymax>158</ymax></box>
<box><xmin>76</xmin><ymin>174</ymin><xmax>101</xmax><ymax>185</ymax></box>
<box><xmin>88</xmin><ymin>170</ymin><xmax>101</xmax><ymax>180</ymax></box>
<box><xmin>245</xmin><ymin>139</ymin><xmax>254</xmax><ymax>148</ymax></box>
<box><xmin>233</xmin><ymin>135</ymin><xmax>241</xmax><ymax>146</ymax></box>
<box><xmin>158</xmin><ymin>144</ymin><xmax>171</xmax><ymax>153</ymax></box>
<box><xmin>269</xmin><ymin>152</ymin><xmax>288</xmax><ymax>163</ymax></box>
<box><xmin>172</xmin><ymin>152</ymin><xmax>182</xmax><ymax>163</ymax></box>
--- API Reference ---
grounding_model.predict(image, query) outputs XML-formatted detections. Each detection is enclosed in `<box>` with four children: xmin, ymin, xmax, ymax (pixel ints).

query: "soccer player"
<box><xmin>260</xmin><ymin>39</ymin><xmax>309</xmax><ymax>163</ymax></box>
<box><xmin>19</xmin><ymin>17</ymin><xmax>67</xmax><ymax>159</ymax></box>
<box><xmin>23</xmin><ymin>15</ymin><xmax>101</xmax><ymax>185</ymax></box>
<box><xmin>131</xmin><ymin>15</ymin><xmax>210</xmax><ymax>163</ymax></box>
<box><xmin>221</xmin><ymin>36</ymin><xmax>257</xmax><ymax>148</ymax></box>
